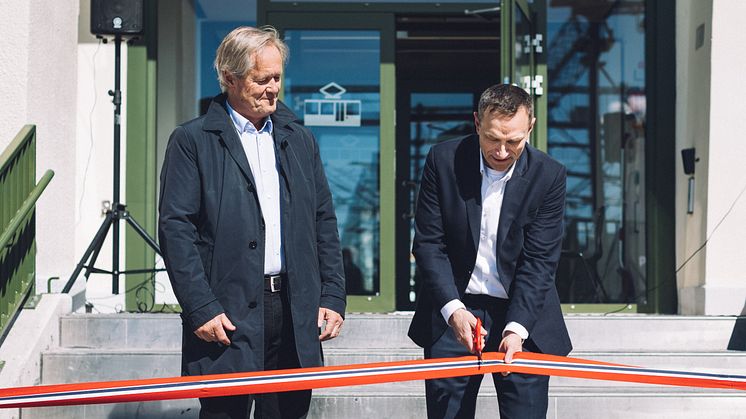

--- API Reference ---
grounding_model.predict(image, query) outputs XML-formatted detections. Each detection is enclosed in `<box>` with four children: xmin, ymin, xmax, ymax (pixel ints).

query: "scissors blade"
<box><xmin>474</xmin><ymin>317</ymin><xmax>483</xmax><ymax>364</ymax></box>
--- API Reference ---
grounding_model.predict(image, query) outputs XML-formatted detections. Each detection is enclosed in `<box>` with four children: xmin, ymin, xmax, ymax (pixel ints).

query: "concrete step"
<box><xmin>325</xmin><ymin>348</ymin><xmax>746</xmax><ymax>373</ymax></box>
<box><xmin>22</xmin><ymin>383</ymin><xmax>746</xmax><ymax>419</ymax></box>
<box><xmin>310</xmin><ymin>386</ymin><xmax>746</xmax><ymax>419</ymax></box>
<box><xmin>36</xmin><ymin>313</ymin><xmax>746</xmax><ymax>419</ymax></box>
<box><xmin>40</xmin><ymin>349</ymin><xmax>182</xmax><ymax>384</ymax></box>
<box><xmin>21</xmin><ymin>400</ymin><xmax>200</xmax><ymax>419</ymax></box>
<box><xmin>40</xmin><ymin>347</ymin><xmax>746</xmax><ymax>391</ymax></box>
<box><xmin>21</xmin><ymin>387</ymin><xmax>746</xmax><ymax>419</ymax></box>
<box><xmin>326</xmin><ymin>313</ymin><xmax>746</xmax><ymax>352</ymax></box>
<box><xmin>58</xmin><ymin>313</ymin><xmax>746</xmax><ymax>352</ymax></box>
<box><xmin>59</xmin><ymin>313</ymin><xmax>182</xmax><ymax>350</ymax></box>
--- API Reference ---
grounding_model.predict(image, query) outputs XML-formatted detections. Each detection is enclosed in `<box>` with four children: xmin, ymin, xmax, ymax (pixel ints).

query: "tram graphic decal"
<box><xmin>303</xmin><ymin>82</ymin><xmax>362</xmax><ymax>127</ymax></box>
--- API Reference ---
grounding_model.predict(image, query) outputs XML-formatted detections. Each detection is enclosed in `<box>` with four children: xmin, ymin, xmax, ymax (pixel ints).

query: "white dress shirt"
<box><xmin>226</xmin><ymin>101</ymin><xmax>284</xmax><ymax>275</ymax></box>
<box><xmin>440</xmin><ymin>153</ymin><xmax>529</xmax><ymax>340</ymax></box>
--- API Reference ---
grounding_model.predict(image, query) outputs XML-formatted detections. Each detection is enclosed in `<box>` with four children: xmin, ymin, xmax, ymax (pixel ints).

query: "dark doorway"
<box><xmin>394</xmin><ymin>14</ymin><xmax>501</xmax><ymax>310</ymax></box>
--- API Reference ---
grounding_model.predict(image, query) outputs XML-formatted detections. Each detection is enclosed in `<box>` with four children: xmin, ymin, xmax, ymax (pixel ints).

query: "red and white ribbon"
<box><xmin>1</xmin><ymin>352</ymin><xmax>745</xmax><ymax>409</ymax></box>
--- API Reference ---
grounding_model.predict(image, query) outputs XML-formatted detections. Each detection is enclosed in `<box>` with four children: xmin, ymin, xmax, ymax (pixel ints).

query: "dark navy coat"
<box><xmin>408</xmin><ymin>135</ymin><xmax>572</xmax><ymax>357</ymax></box>
<box><xmin>158</xmin><ymin>95</ymin><xmax>346</xmax><ymax>376</ymax></box>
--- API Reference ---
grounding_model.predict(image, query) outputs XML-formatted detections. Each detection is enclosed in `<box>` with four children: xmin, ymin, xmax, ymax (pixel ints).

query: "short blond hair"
<box><xmin>214</xmin><ymin>26</ymin><xmax>289</xmax><ymax>92</ymax></box>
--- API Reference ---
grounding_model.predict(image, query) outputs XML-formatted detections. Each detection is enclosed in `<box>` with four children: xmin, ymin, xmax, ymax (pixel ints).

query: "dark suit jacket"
<box><xmin>408</xmin><ymin>134</ymin><xmax>572</xmax><ymax>356</ymax></box>
<box><xmin>158</xmin><ymin>95</ymin><xmax>346</xmax><ymax>376</ymax></box>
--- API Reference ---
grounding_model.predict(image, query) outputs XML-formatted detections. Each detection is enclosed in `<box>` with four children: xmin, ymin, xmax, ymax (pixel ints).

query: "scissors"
<box><xmin>473</xmin><ymin>317</ymin><xmax>483</xmax><ymax>365</ymax></box>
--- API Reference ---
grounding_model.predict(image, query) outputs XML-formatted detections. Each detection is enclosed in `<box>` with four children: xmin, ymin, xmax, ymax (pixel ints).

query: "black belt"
<box><xmin>462</xmin><ymin>293</ymin><xmax>509</xmax><ymax>309</ymax></box>
<box><xmin>264</xmin><ymin>274</ymin><xmax>284</xmax><ymax>293</ymax></box>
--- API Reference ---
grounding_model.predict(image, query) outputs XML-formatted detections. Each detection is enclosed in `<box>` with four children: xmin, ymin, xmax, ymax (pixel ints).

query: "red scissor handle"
<box><xmin>474</xmin><ymin>317</ymin><xmax>483</xmax><ymax>362</ymax></box>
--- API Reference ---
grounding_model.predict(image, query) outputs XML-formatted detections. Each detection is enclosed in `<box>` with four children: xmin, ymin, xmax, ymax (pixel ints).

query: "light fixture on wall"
<box><xmin>681</xmin><ymin>148</ymin><xmax>697</xmax><ymax>214</ymax></box>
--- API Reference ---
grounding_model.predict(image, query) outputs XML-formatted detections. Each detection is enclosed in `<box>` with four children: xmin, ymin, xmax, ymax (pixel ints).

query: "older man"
<box><xmin>409</xmin><ymin>84</ymin><xmax>572</xmax><ymax>418</ymax></box>
<box><xmin>159</xmin><ymin>26</ymin><xmax>346</xmax><ymax>419</ymax></box>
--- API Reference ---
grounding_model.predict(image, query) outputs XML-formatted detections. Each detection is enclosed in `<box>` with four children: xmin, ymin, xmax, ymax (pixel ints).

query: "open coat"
<box><xmin>159</xmin><ymin>95</ymin><xmax>346</xmax><ymax>376</ymax></box>
<box><xmin>408</xmin><ymin>134</ymin><xmax>572</xmax><ymax>357</ymax></box>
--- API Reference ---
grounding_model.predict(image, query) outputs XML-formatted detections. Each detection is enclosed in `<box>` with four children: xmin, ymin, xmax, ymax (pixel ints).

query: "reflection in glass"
<box><xmin>407</xmin><ymin>93</ymin><xmax>474</xmax><ymax>302</ymax></box>
<box><xmin>305</xmin><ymin>101</ymin><xmax>319</xmax><ymax>115</ymax></box>
<box><xmin>283</xmin><ymin>30</ymin><xmax>381</xmax><ymax>296</ymax></box>
<box><xmin>546</xmin><ymin>1</ymin><xmax>647</xmax><ymax>305</ymax></box>
<box><xmin>514</xmin><ymin>4</ymin><xmax>532</xmax><ymax>85</ymax></box>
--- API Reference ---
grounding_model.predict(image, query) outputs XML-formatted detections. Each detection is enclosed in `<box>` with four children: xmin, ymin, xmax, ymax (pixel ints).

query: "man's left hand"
<box><xmin>498</xmin><ymin>331</ymin><xmax>524</xmax><ymax>376</ymax></box>
<box><xmin>318</xmin><ymin>307</ymin><xmax>343</xmax><ymax>341</ymax></box>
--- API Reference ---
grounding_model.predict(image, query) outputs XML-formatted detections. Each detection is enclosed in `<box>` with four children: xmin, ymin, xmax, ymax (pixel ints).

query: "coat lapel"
<box><xmin>497</xmin><ymin>147</ymin><xmax>531</xmax><ymax>253</ymax></box>
<box><xmin>271</xmin><ymin>102</ymin><xmax>297</xmax><ymax>198</ymax></box>
<box><xmin>203</xmin><ymin>95</ymin><xmax>257</xmax><ymax>191</ymax></box>
<box><xmin>456</xmin><ymin>135</ymin><xmax>483</xmax><ymax>253</ymax></box>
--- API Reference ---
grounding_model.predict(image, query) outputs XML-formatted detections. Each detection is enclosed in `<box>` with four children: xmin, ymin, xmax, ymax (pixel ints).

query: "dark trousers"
<box><xmin>425</xmin><ymin>294</ymin><xmax>549</xmax><ymax>419</ymax></box>
<box><xmin>199</xmin><ymin>285</ymin><xmax>311</xmax><ymax>419</ymax></box>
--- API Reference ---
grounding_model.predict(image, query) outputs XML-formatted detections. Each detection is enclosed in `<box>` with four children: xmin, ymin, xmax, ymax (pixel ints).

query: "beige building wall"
<box><xmin>677</xmin><ymin>0</ymin><xmax>746</xmax><ymax>315</ymax></box>
<box><xmin>676</xmin><ymin>0</ymin><xmax>712</xmax><ymax>314</ymax></box>
<box><xmin>0</xmin><ymin>0</ymin><xmax>132</xmax><ymax>311</ymax></box>
<box><xmin>701</xmin><ymin>0</ymin><xmax>746</xmax><ymax>315</ymax></box>
<box><xmin>0</xmin><ymin>0</ymin><xmax>81</xmax><ymax>298</ymax></box>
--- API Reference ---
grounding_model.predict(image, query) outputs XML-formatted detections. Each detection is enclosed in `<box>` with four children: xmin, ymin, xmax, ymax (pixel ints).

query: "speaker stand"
<box><xmin>63</xmin><ymin>35</ymin><xmax>164</xmax><ymax>295</ymax></box>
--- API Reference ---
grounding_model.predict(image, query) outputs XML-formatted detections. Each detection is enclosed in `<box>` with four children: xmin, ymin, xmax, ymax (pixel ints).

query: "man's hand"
<box><xmin>194</xmin><ymin>313</ymin><xmax>236</xmax><ymax>345</ymax></box>
<box><xmin>448</xmin><ymin>308</ymin><xmax>488</xmax><ymax>353</ymax></box>
<box><xmin>318</xmin><ymin>307</ymin><xmax>343</xmax><ymax>341</ymax></box>
<box><xmin>498</xmin><ymin>331</ymin><xmax>523</xmax><ymax>376</ymax></box>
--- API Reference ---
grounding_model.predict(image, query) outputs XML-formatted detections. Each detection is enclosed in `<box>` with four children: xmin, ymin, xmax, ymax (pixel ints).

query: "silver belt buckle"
<box><xmin>269</xmin><ymin>275</ymin><xmax>281</xmax><ymax>292</ymax></box>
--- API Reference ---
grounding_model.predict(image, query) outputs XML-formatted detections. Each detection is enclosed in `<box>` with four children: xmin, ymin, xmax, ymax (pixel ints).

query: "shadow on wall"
<box><xmin>727</xmin><ymin>300</ymin><xmax>746</xmax><ymax>351</ymax></box>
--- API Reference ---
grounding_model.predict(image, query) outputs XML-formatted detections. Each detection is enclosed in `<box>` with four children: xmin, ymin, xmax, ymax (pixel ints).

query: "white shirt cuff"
<box><xmin>440</xmin><ymin>299</ymin><xmax>466</xmax><ymax>324</ymax></box>
<box><xmin>503</xmin><ymin>322</ymin><xmax>529</xmax><ymax>340</ymax></box>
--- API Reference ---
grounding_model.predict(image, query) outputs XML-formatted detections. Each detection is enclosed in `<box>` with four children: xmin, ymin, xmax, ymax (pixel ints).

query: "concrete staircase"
<box><xmin>20</xmin><ymin>313</ymin><xmax>746</xmax><ymax>418</ymax></box>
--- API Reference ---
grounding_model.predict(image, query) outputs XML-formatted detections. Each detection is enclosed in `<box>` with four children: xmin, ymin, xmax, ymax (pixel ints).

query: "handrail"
<box><xmin>0</xmin><ymin>125</ymin><xmax>34</xmax><ymax>175</ymax></box>
<box><xmin>0</xmin><ymin>170</ymin><xmax>54</xmax><ymax>251</ymax></box>
<box><xmin>0</xmin><ymin>124</ymin><xmax>53</xmax><ymax>340</ymax></box>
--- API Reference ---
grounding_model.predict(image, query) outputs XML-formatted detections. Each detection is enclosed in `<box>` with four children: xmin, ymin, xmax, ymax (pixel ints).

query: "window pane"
<box><xmin>547</xmin><ymin>1</ymin><xmax>647</xmax><ymax>305</ymax></box>
<box><xmin>284</xmin><ymin>30</ymin><xmax>381</xmax><ymax>296</ymax></box>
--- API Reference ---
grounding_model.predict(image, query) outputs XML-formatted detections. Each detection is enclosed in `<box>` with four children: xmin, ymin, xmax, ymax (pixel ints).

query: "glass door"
<box><xmin>269</xmin><ymin>14</ymin><xmax>396</xmax><ymax>312</ymax></box>
<box><xmin>394</xmin><ymin>13</ymin><xmax>501</xmax><ymax>310</ymax></box>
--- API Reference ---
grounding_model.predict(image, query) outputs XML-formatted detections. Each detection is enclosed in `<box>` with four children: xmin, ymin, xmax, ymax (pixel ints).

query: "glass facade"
<box><xmin>283</xmin><ymin>30</ymin><xmax>382</xmax><ymax>296</ymax></box>
<box><xmin>405</xmin><ymin>93</ymin><xmax>475</xmax><ymax>302</ymax></box>
<box><xmin>175</xmin><ymin>0</ymin><xmax>653</xmax><ymax>310</ymax></box>
<box><xmin>546</xmin><ymin>1</ymin><xmax>647</xmax><ymax>305</ymax></box>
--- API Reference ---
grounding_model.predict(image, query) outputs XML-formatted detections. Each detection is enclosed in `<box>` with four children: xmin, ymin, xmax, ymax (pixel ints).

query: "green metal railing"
<box><xmin>0</xmin><ymin>125</ymin><xmax>54</xmax><ymax>338</ymax></box>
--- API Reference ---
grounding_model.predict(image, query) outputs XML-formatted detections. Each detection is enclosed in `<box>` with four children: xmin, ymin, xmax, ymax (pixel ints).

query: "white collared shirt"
<box><xmin>226</xmin><ymin>101</ymin><xmax>284</xmax><ymax>275</ymax></box>
<box><xmin>440</xmin><ymin>152</ymin><xmax>529</xmax><ymax>340</ymax></box>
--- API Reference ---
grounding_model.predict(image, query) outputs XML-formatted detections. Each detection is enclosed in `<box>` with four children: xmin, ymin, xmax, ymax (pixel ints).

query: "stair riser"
<box><xmin>59</xmin><ymin>315</ymin><xmax>745</xmax><ymax>352</ymax></box>
<box><xmin>40</xmin><ymin>351</ymin><xmax>746</xmax><ymax>391</ymax></box>
<box><xmin>20</xmin><ymin>394</ymin><xmax>746</xmax><ymax>419</ymax></box>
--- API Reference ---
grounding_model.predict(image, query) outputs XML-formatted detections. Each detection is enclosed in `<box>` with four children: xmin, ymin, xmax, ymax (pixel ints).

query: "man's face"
<box><xmin>474</xmin><ymin>106</ymin><xmax>535</xmax><ymax>172</ymax></box>
<box><xmin>224</xmin><ymin>45</ymin><xmax>283</xmax><ymax>125</ymax></box>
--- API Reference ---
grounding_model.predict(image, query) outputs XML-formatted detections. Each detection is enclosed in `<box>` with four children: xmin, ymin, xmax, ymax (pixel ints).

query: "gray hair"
<box><xmin>477</xmin><ymin>84</ymin><xmax>534</xmax><ymax>121</ymax></box>
<box><xmin>214</xmin><ymin>26</ymin><xmax>289</xmax><ymax>92</ymax></box>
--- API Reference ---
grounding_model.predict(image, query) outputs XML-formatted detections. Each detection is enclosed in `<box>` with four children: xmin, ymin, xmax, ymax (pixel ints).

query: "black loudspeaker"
<box><xmin>90</xmin><ymin>0</ymin><xmax>143</xmax><ymax>36</ymax></box>
<box><xmin>681</xmin><ymin>147</ymin><xmax>696</xmax><ymax>175</ymax></box>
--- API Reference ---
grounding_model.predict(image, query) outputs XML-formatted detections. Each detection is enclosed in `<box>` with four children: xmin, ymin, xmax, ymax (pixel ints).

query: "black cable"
<box><xmin>603</xmin><ymin>180</ymin><xmax>746</xmax><ymax>315</ymax></box>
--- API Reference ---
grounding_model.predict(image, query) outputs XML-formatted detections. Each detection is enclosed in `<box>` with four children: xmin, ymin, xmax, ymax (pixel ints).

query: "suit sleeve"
<box><xmin>505</xmin><ymin>164</ymin><xmax>566</xmax><ymax>333</ymax></box>
<box><xmin>158</xmin><ymin>126</ymin><xmax>224</xmax><ymax>331</ymax></box>
<box><xmin>412</xmin><ymin>149</ymin><xmax>461</xmax><ymax>310</ymax></box>
<box><xmin>311</xmin><ymin>136</ymin><xmax>347</xmax><ymax>317</ymax></box>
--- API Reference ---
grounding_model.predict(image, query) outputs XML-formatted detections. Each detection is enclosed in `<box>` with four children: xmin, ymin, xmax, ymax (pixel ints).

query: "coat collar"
<box><xmin>202</xmin><ymin>94</ymin><xmax>299</xmax><ymax>190</ymax></box>
<box><xmin>203</xmin><ymin>94</ymin><xmax>255</xmax><ymax>187</ymax></box>
<box><xmin>202</xmin><ymin>93</ymin><xmax>299</xmax><ymax>133</ymax></box>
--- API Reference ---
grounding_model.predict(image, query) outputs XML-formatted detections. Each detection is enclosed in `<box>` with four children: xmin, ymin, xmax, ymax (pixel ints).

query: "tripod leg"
<box><xmin>62</xmin><ymin>212</ymin><xmax>115</xmax><ymax>293</ymax></box>
<box><xmin>124</xmin><ymin>213</ymin><xmax>162</xmax><ymax>254</ymax></box>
